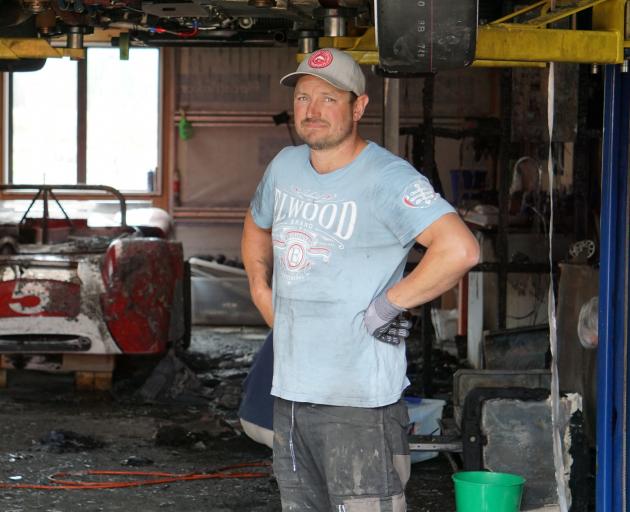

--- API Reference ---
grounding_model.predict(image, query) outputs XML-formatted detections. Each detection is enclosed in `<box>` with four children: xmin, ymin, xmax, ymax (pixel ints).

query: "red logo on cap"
<box><xmin>308</xmin><ymin>50</ymin><xmax>333</xmax><ymax>69</ymax></box>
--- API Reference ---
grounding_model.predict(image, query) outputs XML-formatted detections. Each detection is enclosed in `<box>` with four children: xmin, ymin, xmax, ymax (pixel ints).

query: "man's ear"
<box><xmin>353</xmin><ymin>94</ymin><xmax>369</xmax><ymax>122</ymax></box>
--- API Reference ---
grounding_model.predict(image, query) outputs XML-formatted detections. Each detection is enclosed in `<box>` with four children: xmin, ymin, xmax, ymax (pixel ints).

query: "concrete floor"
<box><xmin>0</xmin><ymin>327</ymin><xmax>457</xmax><ymax>511</ymax></box>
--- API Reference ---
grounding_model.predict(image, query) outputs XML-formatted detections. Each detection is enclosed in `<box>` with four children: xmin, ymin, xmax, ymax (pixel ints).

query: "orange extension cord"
<box><xmin>0</xmin><ymin>461</ymin><xmax>271</xmax><ymax>491</ymax></box>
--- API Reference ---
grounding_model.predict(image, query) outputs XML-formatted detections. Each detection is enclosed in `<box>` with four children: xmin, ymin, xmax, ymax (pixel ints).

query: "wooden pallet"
<box><xmin>0</xmin><ymin>354</ymin><xmax>115</xmax><ymax>391</ymax></box>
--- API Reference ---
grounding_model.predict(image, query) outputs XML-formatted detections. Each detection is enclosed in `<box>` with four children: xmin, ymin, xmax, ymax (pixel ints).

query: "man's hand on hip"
<box><xmin>364</xmin><ymin>292</ymin><xmax>412</xmax><ymax>345</ymax></box>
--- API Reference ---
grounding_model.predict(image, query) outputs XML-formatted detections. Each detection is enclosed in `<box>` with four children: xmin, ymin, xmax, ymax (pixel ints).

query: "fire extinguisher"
<box><xmin>173</xmin><ymin>168</ymin><xmax>181</xmax><ymax>207</ymax></box>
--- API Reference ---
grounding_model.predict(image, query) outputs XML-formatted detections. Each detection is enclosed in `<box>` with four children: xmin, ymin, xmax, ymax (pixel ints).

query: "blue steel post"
<box><xmin>597</xmin><ymin>64</ymin><xmax>630</xmax><ymax>512</ymax></box>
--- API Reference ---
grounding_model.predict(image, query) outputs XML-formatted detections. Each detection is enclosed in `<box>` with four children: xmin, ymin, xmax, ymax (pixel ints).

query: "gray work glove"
<box><xmin>364</xmin><ymin>291</ymin><xmax>412</xmax><ymax>345</ymax></box>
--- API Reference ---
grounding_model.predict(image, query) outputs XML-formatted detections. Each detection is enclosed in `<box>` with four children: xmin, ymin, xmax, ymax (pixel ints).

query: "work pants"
<box><xmin>273</xmin><ymin>398</ymin><xmax>410</xmax><ymax>512</ymax></box>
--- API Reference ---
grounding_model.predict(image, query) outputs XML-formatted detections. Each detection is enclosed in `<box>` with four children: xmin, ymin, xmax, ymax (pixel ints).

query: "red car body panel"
<box><xmin>101</xmin><ymin>239</ymin><xmax>185</xmax><ymax>354</ymax></box>
<box><xmin>0</xmin><ymin>280</ymin><xmax>81</xmax><ymax>318</ymax></box>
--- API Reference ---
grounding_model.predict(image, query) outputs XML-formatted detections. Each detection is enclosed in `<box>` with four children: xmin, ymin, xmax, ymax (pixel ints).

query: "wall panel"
<box><xmin>171</xmin><ymin>46</ymin><xmax>498</xmax><ymax>258</ymax></box>
<box><xmin>176</xmin><ymin>47</ymin><xmax>297</xmax><ymax>112</ymax></box>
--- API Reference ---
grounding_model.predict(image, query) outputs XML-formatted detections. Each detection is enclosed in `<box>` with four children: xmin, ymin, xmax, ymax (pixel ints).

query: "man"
<box><xmin>242</xmin><ymin>48</ymin><xmax>479</xmax><ymax>511</ymax></box>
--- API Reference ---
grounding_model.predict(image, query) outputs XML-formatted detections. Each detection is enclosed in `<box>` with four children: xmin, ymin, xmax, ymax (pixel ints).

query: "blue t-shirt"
<box><xmin>250</xmin><ymin>141</ymin><xmax>455</xmax><ymax>407</ymax></box>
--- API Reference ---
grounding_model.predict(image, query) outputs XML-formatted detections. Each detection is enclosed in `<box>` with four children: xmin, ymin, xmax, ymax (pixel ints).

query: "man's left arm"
<box><xmin>387</xmin><ymin>212</ymin><xmax>480</xmax><ymax>309</ymax></box>
<box><xmin>363</xmin><ymin>212</ymin><xmax>479</xmax><ymax>344</ymax></box>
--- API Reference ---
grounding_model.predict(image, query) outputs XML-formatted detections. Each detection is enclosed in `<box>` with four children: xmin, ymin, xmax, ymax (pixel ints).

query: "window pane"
<box><xmin>86</xmin><ymin>48</ymin><xmax>159</xmax><ymax>192</ymax></box>
<box><xmin>11</xmin><ymin>59</ymin><xmax>78</xmax><ymax>184</ymax></box>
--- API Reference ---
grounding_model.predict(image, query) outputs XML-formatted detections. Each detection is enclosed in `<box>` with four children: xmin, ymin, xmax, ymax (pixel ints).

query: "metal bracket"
<box><xmin>408</xmin><ymin>434</ymin><xmax>463</xmax><ymax>453</ymax></box>
<box><xmin>0</xmin><ymin>38</ymin><xmax>85</xmax><ymax>60</ymax></box>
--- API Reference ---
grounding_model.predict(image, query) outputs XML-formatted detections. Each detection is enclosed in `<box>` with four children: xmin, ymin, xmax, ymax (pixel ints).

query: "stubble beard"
<box><xmin>297</xmin><ymin>118</ymin><xmax>354</xmax><ymax>151</ymax></box>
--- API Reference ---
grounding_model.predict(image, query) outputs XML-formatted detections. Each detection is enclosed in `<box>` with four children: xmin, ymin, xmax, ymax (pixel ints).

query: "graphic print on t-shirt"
<box><xmin>272</xmin><ymin>186</ymin><xmax>357</xmax><ymax>281</ymax></box>
<box><xmin>402</xmin><ymin>179</ymin><xmax>439</xmax><ymax>209</ymax></box>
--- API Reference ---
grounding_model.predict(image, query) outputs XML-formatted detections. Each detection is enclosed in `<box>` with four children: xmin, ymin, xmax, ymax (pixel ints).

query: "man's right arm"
<box><xmin>242</xmin><ymin>210</ymin><xmax>274</xmax><ymax>327</ymax></box>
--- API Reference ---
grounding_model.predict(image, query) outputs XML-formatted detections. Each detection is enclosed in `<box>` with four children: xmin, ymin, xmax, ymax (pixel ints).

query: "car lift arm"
<box><xmin>316</xmin><ymin>0</ymin><xmax>628</xmax><ymax>69</ymax></box>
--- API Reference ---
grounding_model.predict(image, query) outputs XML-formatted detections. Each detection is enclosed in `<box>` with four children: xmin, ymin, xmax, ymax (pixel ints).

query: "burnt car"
<box><xmin>0</xmin><ymin>185</ymin><xmax>189</xmax><ymax>390</ymax></box>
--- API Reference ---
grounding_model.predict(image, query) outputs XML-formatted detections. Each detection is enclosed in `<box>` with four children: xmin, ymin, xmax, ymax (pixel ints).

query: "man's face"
<box><xmin>293</xmin><ymin>75</ymin><xmax>361</xmax><ymax>151</ymax></box>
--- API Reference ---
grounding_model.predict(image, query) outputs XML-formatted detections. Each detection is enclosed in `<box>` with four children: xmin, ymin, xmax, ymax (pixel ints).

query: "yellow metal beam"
<box><xmin>319</xmin><ymin>28</ymin><xmax>377</xmax><ymax>52</ymax></box>
<box><xmin>592</xmin><ymin>0</ymin><xmax>626</xmax><ymax>34</ymax></box>
<box><xmin>476</xmin><ymin>24</ymin><xmax>623</xmax><ymax>64</ymax></box>
<box><xmin>314</xmin><ymin>0</ymin><xmax>627</xmax><ymax>67</ymax></box>
<box><xmin>316</xmin><ymin>30</ymin><xmax>379</xmax><ymax>65</ymax></box>
<box><xmin>313</xmin><ymin>39</ymin><xmax>547</xmax><ymax>68</ymax></box>
<box><xmin>472</xmin><ymin>59</ymin><xmax>547</xmax><ymax>68</ymax></box>
<box><xmin>0</xmin><ymin>38</ymin><xmax>85</xmax><ymax>60</ymax></box>
<box><xmin>317</xmin><ymin>36</ymin><xmax>360</xmax><ymax>50</ymax></box>
<box><xmin>307</xmin><ymin>32</ymin><xmax>622</xmax><ymax>67</ymax></box>
<box><xmin>491</xmin><ymin>0</ymin><xmax>612</xmax><ymax>26</ymax></box>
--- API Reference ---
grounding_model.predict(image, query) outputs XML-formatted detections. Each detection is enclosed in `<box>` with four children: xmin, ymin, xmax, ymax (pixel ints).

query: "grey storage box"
<box><xmin>453</xmin><ymin>369</ymin><xmax>551</xmax><ymax>426</ymax></box>
<box><xmin>190</xmin><ymin>257</ymin><xmax>265</xmax><ymax>326</ymax></box>
<box><xmin>480</xmin><ymin>395</ymin><xmax>584</xmax><ymax>510</ymax></box>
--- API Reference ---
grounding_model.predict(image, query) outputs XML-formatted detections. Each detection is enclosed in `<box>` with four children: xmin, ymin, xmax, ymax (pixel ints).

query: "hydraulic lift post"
<box><xmin>597</xmin><ymin>63</ymin><xmax>630</xmax><ymax>512</ymax></box>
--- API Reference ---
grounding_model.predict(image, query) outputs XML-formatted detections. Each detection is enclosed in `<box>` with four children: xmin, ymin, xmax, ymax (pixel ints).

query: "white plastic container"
<box><xmin>189</xmin><ymin>257</ymin><xmax>265</xmax><ymax>326</ymax></box>
<box><xmin>404</xmin><ymin>397</ymin><xmax>446</xmax><ymax>463</ymax></box>
<box><xmin>430</xmin><ymin>308</ymin><xmax>458</xmax><ymax>343</ymax></box>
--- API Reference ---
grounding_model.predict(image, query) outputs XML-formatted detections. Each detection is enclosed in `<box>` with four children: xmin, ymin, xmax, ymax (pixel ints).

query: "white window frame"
<box><xmin>3</xmin><ymin>48</ymin><xmax>164</xmax><ymax>196</ymax></box>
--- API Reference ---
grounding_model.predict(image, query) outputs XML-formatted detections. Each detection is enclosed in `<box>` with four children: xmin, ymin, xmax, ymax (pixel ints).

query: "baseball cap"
<box><xmin>280</xmin><ymin>48</ymin><xmax>366</xmax><ymax>96</ymax></box>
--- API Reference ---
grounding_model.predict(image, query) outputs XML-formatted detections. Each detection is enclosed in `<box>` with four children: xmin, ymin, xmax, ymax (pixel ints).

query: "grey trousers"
<box><xmin>273</xmin><ymin>398</ymin><xmax>410</xmax><ymax>512</ymax></box>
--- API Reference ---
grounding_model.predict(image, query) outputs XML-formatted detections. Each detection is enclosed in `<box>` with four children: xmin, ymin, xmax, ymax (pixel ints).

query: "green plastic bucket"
<box><xmin>452</xmin><ymin>471</ymin><xmax>525</xmax><ymax>512</ymax></box>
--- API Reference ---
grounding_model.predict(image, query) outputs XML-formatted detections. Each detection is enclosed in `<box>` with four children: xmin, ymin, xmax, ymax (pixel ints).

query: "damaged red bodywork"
<box><xmin>101</xmin><ymin>239</ymin><xmax>185</xmax><ymax>354</ymax></box>
<box><xmin>0</xmin><ymin>280</ymin><xmax>81</xmax><ymax>317</ymax></box>
<box><xmin>0</xmin><ymin>185</ymin><xmax>189</xmax><ymax>367</ymax></box>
